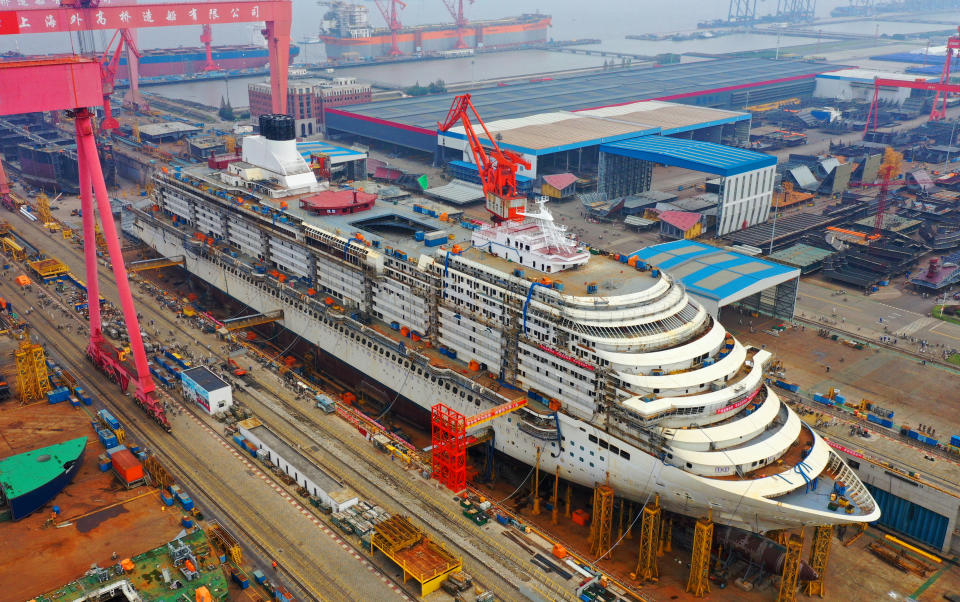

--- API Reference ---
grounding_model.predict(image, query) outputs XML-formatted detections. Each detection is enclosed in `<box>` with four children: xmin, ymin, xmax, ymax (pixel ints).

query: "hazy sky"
<box><xmin>0</xmin><ymin>0</ymin><xmax>854</xmax><ymax>54</ymax></box>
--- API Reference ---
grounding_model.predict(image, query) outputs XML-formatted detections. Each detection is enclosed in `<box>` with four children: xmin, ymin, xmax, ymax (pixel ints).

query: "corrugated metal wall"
<box><xmin>866</xmin><ymin>483</ymin><xmax>949</xmax><ymax>549</ymax></box>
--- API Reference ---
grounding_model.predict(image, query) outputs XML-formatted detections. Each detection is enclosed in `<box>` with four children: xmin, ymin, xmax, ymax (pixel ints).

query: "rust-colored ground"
<box><xmin>0</xmin><ymin>401</ymin><xmax>184</xmax><ymax>601</ymax></box>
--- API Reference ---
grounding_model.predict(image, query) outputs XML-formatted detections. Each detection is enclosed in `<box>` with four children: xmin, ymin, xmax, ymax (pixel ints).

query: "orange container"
<box><xmin>411</xmin><ymin>333</ymin><xmax>421</xmax><ymax>342</ymax></box>
<box><xmin>400</xmin><ymin>326</ymin><xmax>410</xmax><ymax>337</ymax></box>
<box><xmin>552</xmin><ymin>544</ymin><xmax>568</xmax><ymax>559</ymax></box>
<box><xmin>110</xmin><ymin>449</ymin><xmax>144</xmax><ymax>483</ymax></box>
<box><xmin>468</xmin><ymin>360</ymin><xmax>481</xmax><ymax>371</ymax></box>
<box><xmin>571</xmin><ymin>509</ymin><xmax>590</xmax><ymax>527</ymax></box>
<box><xmin>342</xmin><ymin>392</ymin><xmax>356</xmax><ymax>404</ymax></box>
<box><xmin>627</xmin><ymin>255</ymin><xmax>638</xmax><ymax>267</ymax></box>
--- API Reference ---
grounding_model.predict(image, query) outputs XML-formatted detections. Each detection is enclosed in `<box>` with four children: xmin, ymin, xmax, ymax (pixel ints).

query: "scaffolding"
<box><xmin>207</xmin><ymin>522</ymin><xmax>243</xmax><ymax>566</ymax></box>
<box><xmin>632</xmin><ymin>495</ymin><xmax>660</xmax><ymax>582</ymax></box>
<box><xmin>27</xmin><ymin>257</ymin><xmax>70</xmax><ymax>282</ymax></box>
<box><xmin>531</xmin><ymin>447</ymin><xmax>541</xmax><ymax>515</ymax></box>
<box><xmin>372</xmin><ymin>515</ymin><xmax>462</xmax><ymax>596</ymax></box>
<box><xmin>589</xmin><ymin>483</ymin><xmax>614</xmax><ymax>558</ymax></box>
<box><xmin>15</xmin><ymin>331</ymin><xmax>51</xmax><ymax>403</ymax></box>
<box><xmin>776</xmin><ymin>532</ymin><xmax>804</xmax><ymax>602</ymax></box>
<box><xmin>144</xmin><ymin>455</ymin><xmax>172</xmax><ymax>491</ymax></box>
<box><xmin>804</xmin><ymin>525</ymin><xmax>833</xmax><ymax>597</ymax></box>
<box><xmin>431</xmin><ymin>400</ymin><xmax>527</xmax><ymax>492</ymax></box>
<box><xmin>36</xmin><ymin>192</ymin><xmax>53</xmax><ymax>225</ymax></box>
<box><xmin>685</xmin><ymin>513</ymin><xmax>713</xmax><ymax>598</ymax></box>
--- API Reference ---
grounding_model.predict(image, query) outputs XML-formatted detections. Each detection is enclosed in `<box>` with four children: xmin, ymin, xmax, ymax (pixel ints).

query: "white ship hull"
<box><xmin>133</xmin><ymin>217</ymin><xmax>877</xmax><ymax>533</ymax></box>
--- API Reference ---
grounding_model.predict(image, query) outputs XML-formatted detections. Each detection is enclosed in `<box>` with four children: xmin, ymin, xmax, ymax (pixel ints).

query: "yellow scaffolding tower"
<box><xmin>15</xmin><ymin>331</ymin><xmax>51</xmax><ymax>403</ymax></box>
<box><xmin>551</xmin><ymin>465</ymin><xmax>559</xmax><ymax>525</ymax></box>
<box><xmin>36</xmin><ymin>192</ymin><xmax>53</xmax><ymax>224</ymax></box>
<box><xmin>804</xmin><ymin>525</ymin><xmax>833</xmax><ymax>597</ymax></box>
<box><xmin>685</xmin><ymin>512</ymin><xmax>713</xmax><ymax>598</ymax></box>
<box><xmin>589</xmin><ymin>482</ymin><xmax>614</xmax><ymax>558</ymax></box>
<box><xmin>95</xmin><ymin>222</ymin><xmax>107</xmax><ymax>253</ymax></box>
<box><xmin>632</xmin><ymin>495</ymin><xmax>660</xmax><ymax>583</ymax></box>
<box><xmin>776</xmin><ymin>532</ymin><xmax>804</xmax><ymax>602</ymax></box>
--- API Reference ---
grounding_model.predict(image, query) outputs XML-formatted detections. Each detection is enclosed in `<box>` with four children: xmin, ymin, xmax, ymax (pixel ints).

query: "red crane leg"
<box><xmin>74</xmin><ymin>109</ymin><xmax>169</xmax><ymax>430</ymax></box>
<box><xmin>263</xmin><ymin>19</ymin><xmax>291</xmax><ymax>114</ymax></box>
<box><xmin>76</xmin><ymin>130</ymin><xmax>102</xmax><ymax>344</ymax></box>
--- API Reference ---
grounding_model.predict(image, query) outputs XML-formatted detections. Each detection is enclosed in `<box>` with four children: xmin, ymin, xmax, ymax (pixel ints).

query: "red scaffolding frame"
<box><xmin>431</xmin><ymin>398</ymin><xmax>527</xmax><ymax>493</ymax></box>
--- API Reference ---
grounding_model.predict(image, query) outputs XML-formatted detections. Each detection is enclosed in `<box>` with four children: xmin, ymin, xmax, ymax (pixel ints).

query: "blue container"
<box><xmin>98</xmin><ymin>409</ymin><xmax>121</xmax><ymax>430</ymax></box>
<box><xmin>98</xmin><ymin>458</ymin><xmax>112</xmax><ymax>472</ymax></box>
<box><xmin>82</xmin><ymin>395</ymin><xmax>93</xmax><ymax>406</ymax></box>
<box><xmin>951</xmin><ymin>435</ymin><xmax>960</xmax><ymax>448</ymax></box>
<box><xmin>128</xmin><ymin>445</ymin><xmax>141</xmax><ymax>455</ymax></box>
<box><xmin>160</xmin><ymin>492</ymin><xmax>174</xmax><ymax>506</ymax></box>
<box><xmin>813</xmin><ymin>394</ymin><xmax>833</xmax><ymax>406</ymax></box>
<box><xmin>181</xmin><ymin>516</ymin><xmax>194</xmax><ymax>528</ymax></box>
<box><xmin>424</xmin><ymin>237</ymin><xmax>444</xmax><ymax>247</ymax></box>
<box><xmin>651</xmin><ymin>269</ymin><xmax>660</xmax><ymax>277</ymax></box>
<box><xmin>867</xmin><ymin>414</ymin><xmax>881</xmax><ymax>424</ymax></box>
<box><xmin>233</xmin><ymin>435</ymin><xmax>245</xmax><ymax>446</ymax></box>
<box><xmin>70</xmin><ymin>397</ymin><xmax>81</xmax><ymax>408</ymax></box>
<box><xmin>880</xmin><ymin>419</ymin><xmax>894</xmax><ymax>428</ymax></box>
<box><xmin>496</xmin><ymin>514</ymin><xmax>510</xmax><ymax>525</ymax></box>
<box><xmin>414</xmin><ymin>231</ymin><xmax>425</xmax><ymax>241</ymax></box>
<box><xmin>390</xmin><ymin>321</ymin><xmax>400</xmax><ymax>330</ymax></box>
<box><xmin>907</xmin><ymin>430</ymin><xmax>920</xmax><ymax>440</ymax></box>
<box><xmin>46</xmin><ymin>387</ymin><xmax>70</xmax><ymax>404</ymax></box>
<box><xmin>178</xmin><ymin>495</ymin><xmax>195</xmax><ymax>511</ymax></box>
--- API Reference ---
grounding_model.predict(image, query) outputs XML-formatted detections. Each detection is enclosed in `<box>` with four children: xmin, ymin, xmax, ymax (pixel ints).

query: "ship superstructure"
<box><xmin>130</xmin><ymin>115</ymin><xmax>879</xmax><ymax>533</ymax></box>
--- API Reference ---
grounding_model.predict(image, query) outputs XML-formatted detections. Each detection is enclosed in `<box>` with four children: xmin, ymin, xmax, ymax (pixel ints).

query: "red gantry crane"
<box><xmin>0</xmin><ymin>57</ymin><xmax>171</xmax><ymax>431</ymax></box>
<box><xmin>98</xmin><ymin>30</ymin><xmax>135</xmax><ymax>131</ymax></box>
<box><xmin>372</xmin><ymin>0</ymin><xmax>407</xmax><ymax>56</ymax></box>
<box><xmin>1</xmin><ymin>1</ymin><xmax>293</xmax><ymax>114</ymax></box>
<box><xmin>438</xmin><ymin>93</ymin><xmax>531</xmax><ymax>222</ymax></box>
<box><xmin>864</xmin><ymin>77</ymin><xmax>960</xmax><ymax>135</ymax></box>
<box><xmin>441</xmin><ymin>0</ymin><xmax>474</xmax><ymax>49</ymax></box>
<box><xmin>932</xmin><ymin>27</ymin><xmax>960</xmax><ymax>121</ymax></box>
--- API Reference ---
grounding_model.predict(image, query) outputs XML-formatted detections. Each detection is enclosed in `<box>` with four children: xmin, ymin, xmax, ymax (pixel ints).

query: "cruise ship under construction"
<box><xmin>319</xmin><ymin>2</ymin><xmax>551</xmax><ymax>60</ymax></box>
<box><xmin>129</xmin><ymin>114</ymin><xmax>880</xmax><ymax>534</ymax></box>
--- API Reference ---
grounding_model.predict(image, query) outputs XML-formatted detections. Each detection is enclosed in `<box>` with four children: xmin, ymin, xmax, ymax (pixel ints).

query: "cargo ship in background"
<box><xmin>319</xmin><ymin>2</ymin><xmax>550</xmax><ymax>60</ymax></box>
<box><xmin>117</xmin><ymin>44</ymin><xmax>301</xmax><ymax>79</ymax></box>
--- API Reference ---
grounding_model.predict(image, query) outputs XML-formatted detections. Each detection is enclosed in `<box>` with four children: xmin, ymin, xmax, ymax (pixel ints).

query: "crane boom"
<box><xmin>440</xmin><ymin>0</ymin><xmax>473</xmax><ymax>48</ymax></box>
<box><xmin>438</xmin><ymin>94</ymin><xmax>531</xmax><ymax>222</ymax></box>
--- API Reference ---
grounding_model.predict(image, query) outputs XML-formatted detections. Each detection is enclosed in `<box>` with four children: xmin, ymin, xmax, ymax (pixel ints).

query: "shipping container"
<box><xmin>98</xmin><ymin>409</ymin><xmax>121</xmax><ymax>430</ymax></box>
<box><xmin>951</xmin><ymin>435</ymin><xmax>960</xmax><ymax>448</ymax></box>
<box><xmin>111</xmin><ymin>449</ymin><xmax>145</xmax><ymax>483</ymax></box>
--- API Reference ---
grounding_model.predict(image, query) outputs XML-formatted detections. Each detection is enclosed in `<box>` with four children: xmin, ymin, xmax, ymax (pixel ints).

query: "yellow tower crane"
<box><xmin>36</xmin><ymin>192</ymin><xmax>53</xmax><ymax>225</ymax></box>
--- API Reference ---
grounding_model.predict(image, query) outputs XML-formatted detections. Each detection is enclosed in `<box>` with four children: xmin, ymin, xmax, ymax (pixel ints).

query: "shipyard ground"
<box><xmin>0</xmin><ymin>377</ymin><xmax>187</xmax><ymax>601</ymax></box>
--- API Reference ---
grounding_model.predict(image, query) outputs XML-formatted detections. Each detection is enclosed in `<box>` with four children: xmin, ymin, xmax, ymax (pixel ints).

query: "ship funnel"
<box><xmin>259</xmin><ymin>114</ymin><xmax>296</xmax><ymax>142</ymax></box>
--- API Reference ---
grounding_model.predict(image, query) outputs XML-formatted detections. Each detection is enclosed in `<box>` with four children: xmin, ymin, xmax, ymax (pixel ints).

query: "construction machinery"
<box><xmin>437</xmin><ymin>94</ymin><xmax>532</xmax><ymax>222</ymax></box>
<box><xmin>871</xmin><ymin>147</ymin><xmax>903</xmax><ymax>242</ymax></box>
<box><xmin>441</xmin><ymin>0</ymin><xmax>474</xmax><ymax>49</ymax></box>
<box><xmin>372</xmin><ymin>0</ymin><xmax>407</xmax><ymax>57</ymax></box>
<box><xmin>200</xmin><ymin>25</ymin><xmax>221</xmax><ymax>72</ymax></box>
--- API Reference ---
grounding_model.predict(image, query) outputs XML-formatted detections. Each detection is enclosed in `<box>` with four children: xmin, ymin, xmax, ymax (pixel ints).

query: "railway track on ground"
<box><xmin>0</xmin><ymin>280</ymin><xmax>372</xmax><ymax>602</ymax></box>
<box><xmin>13</xmin><ymin>218</ymin><xmax>578</xmax><ymax>601</ymax></box>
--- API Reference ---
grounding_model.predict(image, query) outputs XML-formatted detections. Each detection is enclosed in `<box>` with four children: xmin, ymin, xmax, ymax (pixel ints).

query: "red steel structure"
<box><xmin>0</xmin><ymin>1</ymin><xmax>293</xmax><ymax>114</ymax></box>
<box><xmin>98</xmin><ymin>31</ymin><xmax>132</xmax><ymax>130</ymax></box>
<box><xmin>200</xmin><ymin>25</ymin><xmax>219</xmax><ymax>71</ymax></box>
<box><xmin>0</xmin><ymin>57</ymin><xmax>170</xmax><ymax>430</ymax></box>
<box><xmin>437</xmin><ymin>93</ymin><xmax>532</xmax><ymax>222</ymax></box>
<box><xmin>441</xmin><ymin>0</ymin><xmax>474</xmax><ymax>49</ymax></box>
<box><xmin>372</xmin><ymin>0</ymin><xmax>406</xmax><ymax>57</ymax></box>
<box><xmin>431</xmin><ymin>399</ymin><xmax>527</xmax><ymax>492</ymax></box>
<box><xmin>932</xmin><ymin>27</ymin><xmax>960</xmax><ymax>121</ymax></box>
<box><xmin>864</xmin><ymin>78</ymin><xmax>960</xmax><ymax>135</ymax></box>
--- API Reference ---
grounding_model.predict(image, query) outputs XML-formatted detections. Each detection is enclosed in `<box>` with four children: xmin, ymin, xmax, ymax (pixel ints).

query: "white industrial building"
<box><xmin>814</xmin><ymin>69</ymin><xmax>938</xmax><ymax>104</ymax></box>
<box><xmin>237</xmin><ymin>418</ymin><xmax>359</xmax><ymax>512</ymax></box>
<box><xmin>597</xmin><ymin>136</ymin><xmax>777</xmax><ymax>237</ymax></box>
<box><xmin>181</xmin><ymin>366</ymin><xmax>233</xmax><ymax>415</ymax></box>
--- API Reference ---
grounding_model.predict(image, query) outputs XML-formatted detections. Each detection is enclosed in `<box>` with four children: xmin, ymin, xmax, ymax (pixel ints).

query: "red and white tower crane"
<box><xmin>931</xmin><ymin>26</ymin><xmax>960</xmax><ymax>121</ymax></box>
<box><xmin>372</xmin><ymin>0</ymin><xmax>407</xmax><ymax>57</ymax></box>
<box><xmin>438</xmin><ymin>93</ymin><xmax>531</xmax><ymax>222</ymax></box>
<box><xmin>441</xmin><ymin>0</ymin><xmax>474</xmax><ymax>49</ymax></box>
